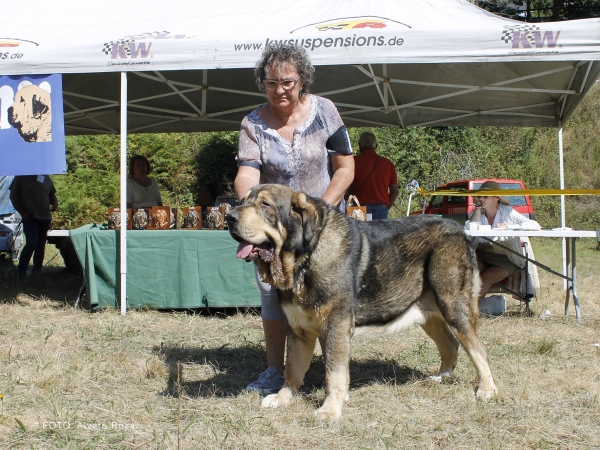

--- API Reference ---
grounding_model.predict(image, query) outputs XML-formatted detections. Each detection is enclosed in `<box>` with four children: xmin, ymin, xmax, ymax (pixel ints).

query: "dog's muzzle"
<box><xmin>226</xmin><ymin>209</ymin><xmax>275</xmax><ymax>262</ymax></box>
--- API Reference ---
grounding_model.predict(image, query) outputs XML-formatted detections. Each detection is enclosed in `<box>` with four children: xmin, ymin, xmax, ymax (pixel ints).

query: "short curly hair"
<box><xmin>254</xmin><ymin>43</ymin><xmax>315</xmax><ymax>98</ymax></box>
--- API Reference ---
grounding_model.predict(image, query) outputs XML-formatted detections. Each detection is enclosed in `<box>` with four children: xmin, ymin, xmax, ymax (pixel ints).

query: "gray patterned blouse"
<box><xmin>236</xmin><ymin>95</ymin><xmax>352</xmax><ymax>200</ymax></box>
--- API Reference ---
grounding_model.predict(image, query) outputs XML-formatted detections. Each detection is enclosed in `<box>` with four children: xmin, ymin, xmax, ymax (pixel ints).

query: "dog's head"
<box><xmin>7</xmin><ymin>84</ymin><xmax>52</xmax><ymax>142</ymax></box>
<box><xmin>226</xmin><ymin>184</ymin><xmax>322</xmax><ymax>289</ymax></box>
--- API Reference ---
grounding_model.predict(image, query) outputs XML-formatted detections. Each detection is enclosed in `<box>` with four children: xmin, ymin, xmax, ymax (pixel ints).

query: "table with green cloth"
<box><xmin>70</xmin><ymin>224</ymin><xmax>260</xmax><ymax>309</ymax></box>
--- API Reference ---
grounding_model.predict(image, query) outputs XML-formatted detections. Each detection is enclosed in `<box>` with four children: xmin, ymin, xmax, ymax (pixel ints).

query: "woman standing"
<box><xmin>126</xmin><ymin>155</ymin><xmax>163</xmax><ymax>209</ymax></box>
<box><xmin>465</xmin><ymin>180</ymin><xmax>540</xmax><ymax>302</ymax></box>
<box><xmin>234</xmin><ymin>43</ymin><xmax>354</xmax><ymax>394</ymax></box>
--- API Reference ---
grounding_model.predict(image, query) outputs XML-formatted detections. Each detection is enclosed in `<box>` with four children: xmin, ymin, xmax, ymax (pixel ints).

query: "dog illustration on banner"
<box><xmin>6</xmin><ymin>83</ymin><xmax>52</xmax><ymax>143</ymax></box>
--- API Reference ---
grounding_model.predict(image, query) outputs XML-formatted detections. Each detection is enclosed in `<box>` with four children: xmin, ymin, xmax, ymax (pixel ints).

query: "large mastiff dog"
<box><xmin>227</xmin><ymin>184</ymin><xmax>496</xmax><ymax>419</ymax></box>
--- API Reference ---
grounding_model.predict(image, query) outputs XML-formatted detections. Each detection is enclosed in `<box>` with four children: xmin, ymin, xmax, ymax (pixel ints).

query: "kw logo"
<box><xmin>102</xmin><ymin>31</ymin><xmax>194</xmax><ymax>59</ymax></box>
<box><xmin>103</xmin><ymin>40</ymin><xmax>152</xmax><ymax>59</ymax></box>
<box><xmin>501</xmin><ymin>25</ymin><xmax>560</xmax><ymax>49</ymax></box>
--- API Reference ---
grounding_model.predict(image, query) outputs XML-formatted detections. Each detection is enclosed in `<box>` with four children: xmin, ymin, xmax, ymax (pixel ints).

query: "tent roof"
<box><xmin>2</xmin><ymin>0</ymin><xmax>600</xmax><ymax>133</ymax></box>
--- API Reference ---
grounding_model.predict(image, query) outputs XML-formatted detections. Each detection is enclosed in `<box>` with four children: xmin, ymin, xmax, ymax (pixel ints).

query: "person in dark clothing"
<box><xmin>9</xmin><ymin>175</ymin><xmax>58</xmax><ymax>275</ymax></box>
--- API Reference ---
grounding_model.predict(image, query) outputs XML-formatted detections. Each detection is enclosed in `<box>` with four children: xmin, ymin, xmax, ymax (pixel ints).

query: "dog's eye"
<box><xmin>261</xmin><ymin>201</ymin><xmax>271</xmax><ymax>209</ymax></box>
<box><xmin>20</xmin><ymin>96</ymin><xmax>25</xmax><ymax>102</ymax></box>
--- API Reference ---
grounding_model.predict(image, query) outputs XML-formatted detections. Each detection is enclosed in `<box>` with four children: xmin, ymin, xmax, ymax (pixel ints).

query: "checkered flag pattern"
<box><xmin>500</xmin><ymin>24</ymin><xmax>539</xmax><ymax>45</ymax></box>
<box><xmin>101</xmin><ymin>39</ymin><xmax>133</xmax><ymax>55</ymax></box>
<box><xmin>101</xmin><ymin>31</ymin><xmax>171</xmax><ymax>55</ymax></box>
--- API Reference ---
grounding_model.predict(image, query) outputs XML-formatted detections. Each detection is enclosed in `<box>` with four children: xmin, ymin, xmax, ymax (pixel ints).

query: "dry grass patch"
<box><xmin>0</xmin><ymin>239</ymin><xmax>598</xmax><ymax>448</ymax></box>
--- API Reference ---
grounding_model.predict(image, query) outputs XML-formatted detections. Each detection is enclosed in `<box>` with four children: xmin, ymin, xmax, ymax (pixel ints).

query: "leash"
<box><xmin>349</xmin><ymin>156</ymin><xmax>380</xmax><ymax>198</ymax></box>
<box><xmin>479</xmin><ymin>236</ymin><xmax>569</xmax><ymax>280</ymax></box>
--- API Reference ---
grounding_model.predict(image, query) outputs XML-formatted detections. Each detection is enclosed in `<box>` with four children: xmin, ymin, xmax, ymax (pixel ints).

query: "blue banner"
<box><xmin>0</xmin><ymin>74</ymin><xmax>66</xmax><ymax>176</ymax></box>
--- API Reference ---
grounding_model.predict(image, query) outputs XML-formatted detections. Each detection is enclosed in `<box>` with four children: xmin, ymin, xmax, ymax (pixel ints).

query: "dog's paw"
<box><xmin>315</xmin><ymin>395</ymin><xmax>343</xmax><ymax>420</ymax></box>
<box><xmin>315</xmin><ymin>405</ymin><xmax>342</xmax><ymax>420</ymax></box>
<box><xmin>261</xmin><ymin>394</ymin><xmax>281</xmax><ymax>409</ymax></box>
<box><xmin>476</xmin><ymin>375</ymin><xmax>497</xmax><ymax>401</ymax></box>
<box><xmin>428</xmin><ymin>371</ymin><xmax>453</xmax><ymax>383</ymax></box>
<box><xmin>475</xmin><ymin>387</ymin><xmax>497</xmax><ymax>402</ymax></box>
<box><xmin>261</xmin><ymin>387</ymin><xmax>293</xmax><ymax>409</ymax></box>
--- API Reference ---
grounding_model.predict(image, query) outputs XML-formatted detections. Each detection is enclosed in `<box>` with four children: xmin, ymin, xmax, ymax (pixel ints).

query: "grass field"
<box><xmin>0</xmin><ymin>238</ymin><xmax>599</xmax><ymax>449</ymax></box>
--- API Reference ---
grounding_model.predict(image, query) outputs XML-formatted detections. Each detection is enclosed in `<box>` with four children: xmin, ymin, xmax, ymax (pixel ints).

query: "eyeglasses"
<box><xmin>262</xmin><ymin>75</ymin><xmax>301</xmax><ymax>91</ymax></box>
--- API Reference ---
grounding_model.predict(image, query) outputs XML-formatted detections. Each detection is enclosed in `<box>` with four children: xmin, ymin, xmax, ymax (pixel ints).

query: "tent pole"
<box><xmin>558</xmin><ymin>121</ymin><xmax>567</xmax><ymax>290</ymax></box>
<box><xmin>120</xmin><ymin>72</ymin><xmax>128</xmax><ymax>315</ymax></box>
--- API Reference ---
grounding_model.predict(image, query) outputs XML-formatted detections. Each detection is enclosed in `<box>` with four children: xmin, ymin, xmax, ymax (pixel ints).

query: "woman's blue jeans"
<box><xmin>366</xmin><ymin>204</ymin><xmax>389</xmax><ymax>220</ymax></box>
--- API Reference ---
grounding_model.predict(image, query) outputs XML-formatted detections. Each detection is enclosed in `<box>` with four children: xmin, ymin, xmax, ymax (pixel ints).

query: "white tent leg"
<box><xmin>120</xmin><ymin>72</ymin><xmax>128</xmax><ymax>315</ymax></box>
<box><xmin>558</xmin><ymin>121</ymin><xmax>567</xmax><ymax>290</ymax></box>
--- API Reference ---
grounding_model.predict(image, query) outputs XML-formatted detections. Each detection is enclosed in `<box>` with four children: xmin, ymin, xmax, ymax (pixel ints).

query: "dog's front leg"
<box><xmin>262</xmin><ymin>329</ymin><xmax>316</xmax><ymax>409</ymax></box>
<box><xmin>317</xmin><ymin>315</ymin><xmax>352</xmax><ymax>419</ymax></box>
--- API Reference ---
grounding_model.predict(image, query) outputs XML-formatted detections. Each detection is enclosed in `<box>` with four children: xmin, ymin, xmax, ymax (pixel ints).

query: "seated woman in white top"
<box><xmin>126</xmin><ymin>155</ymin><xmax>163</xmax><ymax>208</ymax></box>
<box><xmin>464</xmin><ymin>180</ymin><xmax>540</xmax><ymax>302</ymax></box>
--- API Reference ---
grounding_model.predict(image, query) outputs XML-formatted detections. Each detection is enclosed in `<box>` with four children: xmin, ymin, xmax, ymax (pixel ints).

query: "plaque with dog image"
<box><xmin>147</xmin><ymin>206</ymin><xmax>171</xmax><ymax>230</ymax></box>
<box><xmin>132</xmin><ymin>208</ymin><xmax>150</xmax><ymax>230</ymax></box>
<box><xmin>204</xmin><ymin>206</ymin><xmax>225</xmax><ymax>230</ymax></box>
<box><xmin>107</xmin><ymin>207</ymin><xmax>132</xmax><ymax>230</ymax></box>
<box><xmin>182</xmin><ymin>206</ymin><xmax>202</xmax><ymax>229</ymax></box>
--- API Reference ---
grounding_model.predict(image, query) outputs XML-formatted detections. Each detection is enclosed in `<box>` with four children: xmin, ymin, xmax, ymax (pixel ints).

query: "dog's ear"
<box><xmin>32</xmin><ymin>94</ymin><xmax>49</xmax><ymax>119</ymax></box>
<box><xmin>240</xmin><ymin>185</ymin><xmax>258</xmax><ymax>205</ymax></box>
<box><xmin>291</xmin><ymin>192</ymin><xmax>317</xmax><ymax>246</ymax></box>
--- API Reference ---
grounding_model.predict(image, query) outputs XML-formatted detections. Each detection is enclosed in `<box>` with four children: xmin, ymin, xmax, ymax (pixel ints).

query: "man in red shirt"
<box><xmin>348</xmin><ymin>131</ymin><xmax>399</xmax><ymax>219</ymax></box>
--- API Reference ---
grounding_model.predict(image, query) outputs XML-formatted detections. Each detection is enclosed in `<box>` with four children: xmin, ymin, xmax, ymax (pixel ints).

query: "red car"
<box><xmin>413</xmin><ymin>179</ymin><xmax>535</xmax><ymax>224</ymax></box>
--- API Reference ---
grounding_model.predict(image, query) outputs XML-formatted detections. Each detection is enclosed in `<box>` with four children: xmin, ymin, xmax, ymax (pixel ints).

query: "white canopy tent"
<box><xmin>2</xmin><ymin>0</ymin><xmax>599</xmax><ymax>313</ymax></box>
<box><xmin>3</xmin><ymin>0</ymin><xmax>600</xmax><ymax>132</ymax></box>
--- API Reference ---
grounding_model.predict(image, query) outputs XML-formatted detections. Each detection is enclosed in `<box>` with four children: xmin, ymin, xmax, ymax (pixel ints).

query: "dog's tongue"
<box><xmin>236</xmin><ymin>241</ymin><xmax>254</xmax><ymax>259</ymax></box>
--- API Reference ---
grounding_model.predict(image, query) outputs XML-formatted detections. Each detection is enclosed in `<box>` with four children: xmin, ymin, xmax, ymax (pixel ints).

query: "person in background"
<box><xmin>9</xmin><ymin>175</ymin><xmax>58</xmax><ymax>275</ymax></box>
<box><xmin>126</xmin><ymin>155</ymin><xmax>163</xmax><ymax>209</ymax></box>
<box><xmin>348</xmin><ymin>131</ymin><xmax>398</xmax><ymax>219</ymax></box>
<box><xmin>234</xmin><ymin>43</ymin><xmax>354</xmax><ymax>394</ymax></box>
<box><xmin>465</xmin><ymin>180</ymin><xmax>540</xmax><ymax>302</ymax></box>
<box><xmin>197</xmin><ymin>182</ymin><xmax>218</xmax><ymax>208</ymax></box>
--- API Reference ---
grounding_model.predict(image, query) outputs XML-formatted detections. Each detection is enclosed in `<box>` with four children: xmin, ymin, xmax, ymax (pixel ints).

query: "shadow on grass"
<box><xmin>0</xmin><ymin>256</ymin><xmax>83</xmax><ymax>306</ymax></box>
<box><xmin>157</xmin><ymin>343</ymin><xmax>425</xmax><ymax>398</ymax></box>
